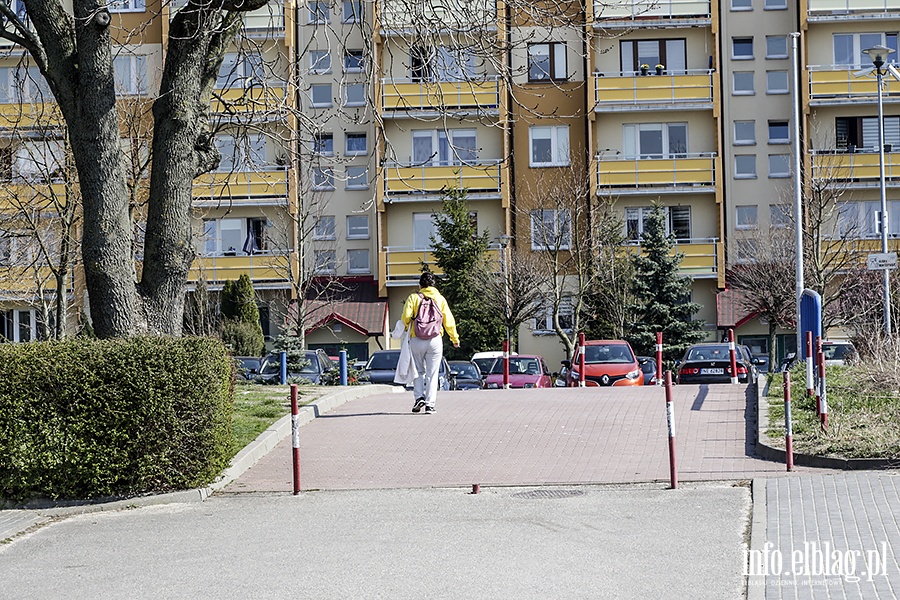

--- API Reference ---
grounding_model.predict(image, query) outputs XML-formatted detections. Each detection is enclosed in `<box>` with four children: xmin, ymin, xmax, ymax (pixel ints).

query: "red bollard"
<box><xmin>578</xmin><ymin>332</ymin><xmax>586</xmax><ymax>388</ymax></box>
<box><xmin>784</xmin><ymin>371</ymin><xmax>793</xmax><ymax>472</ymax></box>
<box><xmin>814</xmin><ymin>336</ymin><xmax>823</xmax><ymax>417</ymax></box>
<box><xmin>805</xmin><ymin>332</ymin><xmax>814</xmax><ymax>402</ymax></box>
<box><xmin>502</xmin><ymin>339</ymin><xmax>510</xmax><ymax>389</ymax></box>
<box><xmin>291</xmin><ymin>384</ymin><xmax>301</xmax><ymax>495</ymax></box>
<box><xmin>817</xmin><ymin>344</ymin><xmax>828</xmax><ymax>432</ymax></box>
<box><xmin>664</xmin><ymin>371</ymin><xmax>678</xmax><ymax>489</ymax></box>
<box><xmin>655</xmin><ymin>331</ymin><xmax>664</xmax><ymax>386</ymax></box>
<box><xmin>728</xmin><ymin>328</ymin><xmax>739</xmax><ymax>385</ymax></box>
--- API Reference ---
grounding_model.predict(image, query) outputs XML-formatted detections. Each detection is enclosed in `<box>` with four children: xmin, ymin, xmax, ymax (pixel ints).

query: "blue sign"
<box><xmin>800</xmin><ymin>289</ymin><xmax>822</xmax><ymax>359</ymax></box>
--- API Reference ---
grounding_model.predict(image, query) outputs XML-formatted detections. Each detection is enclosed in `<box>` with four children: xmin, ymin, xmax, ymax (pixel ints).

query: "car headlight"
<box><xmin>486</xmin><ymin>382</ymin><xmax>500</xmax><ymax>389</ymax></box>
<box><xmin>625</xmin><ymin>369</ymin><xmax>641</xmax><ymax>380</ymax></box>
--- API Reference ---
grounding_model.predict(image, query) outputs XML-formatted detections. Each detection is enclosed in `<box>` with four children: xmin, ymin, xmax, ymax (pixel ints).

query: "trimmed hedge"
<box><xmin>0</xmin><ymin>336</ymin><xmax>234</xmax><ymax>502</ymax></box>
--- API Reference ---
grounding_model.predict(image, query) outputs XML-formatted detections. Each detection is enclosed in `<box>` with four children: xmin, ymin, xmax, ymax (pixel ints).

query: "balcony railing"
<box><xmin>807</xmin><ymin>66</ymin><xmax>895</xmax><ymax>102</ymax></box>
<box><xmin>383</xmin><ymin>160</ymin><xmax>501</xmax><ymax>196</ymax></box>
<box><xmin>0</xmin><ymin>102</ymin><xmax>63</xmax><ymax>128</ymax></box>
<box><xmin>597</xmin><ymin>0</ymin><xmax>710</xmax><ymax>21</ymax></box>
<box><xmin>171</xmin><ymin>0</ymin><xmax>284</xmax><ymax>36</ymax></box>
<box><xmin>597</xmin><ymin>153</ymin><xmax>716</xmax><ymax>190</ymax></box>
<box><xmin>811</xmin><ymin>149</ymin><xmax>900</xmax><ymax>183</ymax></box>
<box><xmin>0</xmin><ymin>266</ymin><xmax>74</xmax><ymax>295</ymax></box>
<box><xmin>384</xmin><ymin>246</ymin><xmax>500</xmax><ymax>285</ymax></box>
<box><xmin>211</xmin><ymin>86</ymin><xmax>287</xmax><ymax>115</ymax></box>
<box><xmin>623</xmin><ymin>238</ymin><xmax>719</xmax><ymax>277</ymax></box>
<box><xmin>188</xmin><ymin>252</ymin><xmax>291</xmax><ymax>284</ymax></box>
<box><xmin>380</xmin><ymin>79</ymin><xmax>500</xmax><ymax>112</ymax></box>
<box><xmin>379</xmin><ymin>0</ymin><xmax>496</xmax><ymax>30</ymax></box>
<box><xmin>0</xmin><ymin>181</ymin><xmax>68</xmax><ymax>210</ymax></box>
<box><xmin>193</xmin><ymin>168</ymin><xmax>289</xmax><ymax>201</ymax></box>
<box><xmin>594</xmin><ymin>70</ymin><xmax>714</xmax><ymax>108</ymax></box>
<box><xmin>808</xmin><ymin>0</ymin><xmax>900</xmax><ymax>18</ymax></box>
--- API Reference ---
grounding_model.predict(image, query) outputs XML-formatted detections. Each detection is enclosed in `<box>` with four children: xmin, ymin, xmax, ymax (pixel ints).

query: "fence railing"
<box><xmin>597</xmin><ymin>153</ymin><xmax>716</xmax><ymax>189</ymax></box>
<box><xmin>383</xmin><ymin>160</ymin><xmax>501</xmax><ymax>195</ymax></box>
<box><xmin>594</xmin><ymin>70</ymin><xmax>714</xmax><ymax>106</ymax></box>
<box><xmin>381</xmin><ymin>79</ymin><xmax>500</xmax><ymax>111</ymax></box>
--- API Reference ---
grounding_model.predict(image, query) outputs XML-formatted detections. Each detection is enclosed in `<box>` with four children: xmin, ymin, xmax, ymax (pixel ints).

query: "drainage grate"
<box><xmin>511</xmin><ymin>489</ymin><xmax>586</xmax><ymax>500</ymax></box>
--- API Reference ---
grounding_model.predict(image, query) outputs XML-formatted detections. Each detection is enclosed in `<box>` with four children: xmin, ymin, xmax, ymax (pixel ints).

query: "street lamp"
<box><xmin>862</xmin><ymin>44</ymin><xmax>896</xmax><ymax>337</ymax></box>
<box><xmin>498</xmin><ymin>234</ymin><xmax>513</xmax><ymax>389</ymax></box>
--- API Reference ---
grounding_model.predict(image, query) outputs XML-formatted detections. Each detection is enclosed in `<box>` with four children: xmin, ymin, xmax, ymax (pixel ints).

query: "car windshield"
<box><xmin>685</xmin><ymin>345</ymin><xmax>731</xmax><ymax>361</ymax></box>
<box><xmin>823</xmin><ymin>344</ymin><xmax>852</xmax><ymax>360</ymax></box>
<box><xmin>489</xmin><ymin>357</ymin><xmax>542</xmax><ymax>375</ymax></box>
<box><xmin>582</xmin><ymin>344</ymin><xmax>634</xmax><ymax>364</ymax></box>
<box><xmin>368</xmin><ymin>352</ymin><xmax>400</xmax><ymax>370</ymax></box>
<box><xmin>297</xmin><ymin>353</ymin><xmax>322</xmax><ymax>374</ymax></box>
<box><xmin>472</xmin><ymin>357</ymin><xmax>496</xmax><ymax>372</ymax></box>
<box><xmin>452</xmin><ymin>363</ymin><xmax>479</xmax><ymax>378</ymax></box>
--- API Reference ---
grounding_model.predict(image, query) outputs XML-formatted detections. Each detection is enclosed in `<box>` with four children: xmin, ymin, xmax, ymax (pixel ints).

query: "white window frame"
<box><xmin>769</xmin><ymin>204</ymin><xmax>790</xmax><ymax>229</ymax></box>
<box><xmin>623</xmin><ymin>122</ymin><xmax>688</xmax><ymax>159</ymax></box>
<box><xmin>345</xmin><ymin>132</ymin><xmax>367</xmax><ymax>156</ymax></box>
<box><xmin>768</xmin><ymin>121</ymin><xmax>790</xmax><ymax>144</ymax></box>
<box><xmin>413</xmin><ymin>213</ymin><xmax>439</xmax><ymax>249</ymax></box>
<box><xmin>313</xmin><ymin>132</ymin><xmax>334</xmax><ymax>156</ymax></box>
<box><xmin>113</xmin><ymin>54</ymin><xmax>148</xmax><ymax>95</ymax></box>
<box><xmin>313</xmin><ymin>215</ymin><xmax>336</xmax><ymax>240</ymax></box>
<box><xmin>310</xmin><ymin>50</ymin><xmax>331</xmax><ymax>74</ymax></box>
<box><xmin>342</xmin><ymin>0</ymin><xmax>363</xmax><ymax>22</ymax></box>
<box><xmin>314</xmin><ymin>250</ymin><xmax>336</xmax><ymax>274</ymax></box>
<box><xmin>533</xmin><ymin>296</ymin><xmax>574</xmax><ymax>334</ymax></box>
<box><xmin>308</xmin><ymin>1</ymin><xmax>330</xmax><ymax>24</ymax></box>
<box><xmin>312</xmin><ymin>167</ymin><xmax>335</xmax><ymax>190</ymax></box>
<box><xmin>216</xmin><ymin>53</ymin><xmax>265</xmax><ymax>89</ymax></box>
<box><xmin>530</xmin><ymin>209</ymin><xmax>572</xmax><ymax>250</ymax></box>
<box><xmin>734</xmin><ymin>120</ymin><xmax>756</xmax><ymax>145</ymax></box>
<box><xmin>766</xmin><ymin>36</ymin><xmax>788</xmax><ymax>59</ymax></box>
<box><xmin>310</xmin><ymin>83</ymin><xmax>332</xmax><ymax>108</ymax></box>
<box><xmin>109</xmin><ymin>0</ymin><xmax>145</xmax><ymax>12</ymax></box>
<box><xmin>528</xmin><ymin>42</ymin><xmax>567</xmax><ymax>82</ymax></box>
<box><xmin>343</xmin><ymin>82</ymin><xmax>366</xmax><ymax>106</ymax></box>
<box><xmin>735</xmin><ymin>154</ymin><xmax>757</xmax><ymax>179</ymax></box>
<box><xmin>344</xmin><ymin>50</ymin><xmax>364</xmax><ymax>73</ymax></box>
<box><xmin>1</xmin><ymin>308</ymin><xmax>37</xmax><ymax>343</ymax></box>
<box><xmin>345</xmin><ymin>166</ymin><xmax>368</xmax><ymax>190</ymax></box>
<box><xmin>214</xmin><ymin>133</ymin><xmax>267</xmax><ymax>172</ymax></box>
<box><xmin>733</xmin><ymin>71</ymin><xmax>755</xmax><ymax>95</ymax></box>
<box><xmin>833</xmin><ymin>33</ymin><xmax>898</xmax><ymax>69</ymax></box>
<box><xmin>764</xmin><ymin>0</ymin><xmax>787</xmax><ymax>9</ymax></box>
<box><xmin>412</xmin><ymin>129</ymin><xmax>477</xmax><ymax>166</ymax></box>
<box><xmin>347</xmin><ymin>248</ymin><xmax>370</xmax><ymax>274</ymax></box>
<box><xmin>736</xmin><ymin>205</ymin><xmax>759</xmax><ymax>230</ymax></box>
<box><xmin>625</xmin><ymin>205</ymin><xmax>692</xmax><ymax>241</ymax></box>
<box><xmin>766</xmin><ymin>70</ymin><xmax>789</xmax><ymax>94</ymax></box>
<box><xmin>732</xmin><ymin>37</ymin><xmax>754</xmax><ymax>60</ymax></box>
<box><xmin>346</xmin><ymin>215</ymin><xmax>369</xmax><ymax>239</ymax></box>
<box><xmin>768</xmin><ymin>154</ymin><xmax>791</xmax><ymax>178</ymax></box>
<box><xmin>529</xmin><ymin>126</ymin><xmax>570</xmax><ymax>167</ymax></box>
<box><xmin>731</xmin><ymin>0</ymin><xmax>752</xmax><ymax>10</ymax></box>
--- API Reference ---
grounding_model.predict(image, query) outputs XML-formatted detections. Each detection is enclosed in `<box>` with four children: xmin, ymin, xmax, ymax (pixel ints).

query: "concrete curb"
<box><xmin>755</xmin><ymin>375</ymin><xmax>900</xmax><ymax>470</ymax></box>
<box><xmin>746</xmin><ymin>478</ymin><xmax>766</xmax><ymax>600</ymax></box>
<box><xmin>0</xmin><ymin>384</ymin><xmax>400</xmax><ymax>540</ymax></box>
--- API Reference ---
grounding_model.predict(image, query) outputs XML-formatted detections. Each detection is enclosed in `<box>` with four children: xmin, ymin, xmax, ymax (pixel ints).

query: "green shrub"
<box><xmin>0</xmin><ymin>336</ymin><xmax>234</xmax><ymax>502</ymax></box>
<box><xmin>221</xmin><ymin>320</ymin><xmax>265</xmax><ymax>357</ymax></box>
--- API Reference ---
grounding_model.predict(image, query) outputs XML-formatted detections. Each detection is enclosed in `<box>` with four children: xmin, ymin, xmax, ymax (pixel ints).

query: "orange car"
<box><xmin>563</xmin><ymin>340</ymin><xmax>644</xmax><ymax>387</ymax></box>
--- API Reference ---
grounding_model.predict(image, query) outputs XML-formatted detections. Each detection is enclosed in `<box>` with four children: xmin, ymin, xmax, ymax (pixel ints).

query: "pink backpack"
<box><xmin>414</xmin><ymin>293</ymin><xmax>443</xmax><ymax>339</ymax></box>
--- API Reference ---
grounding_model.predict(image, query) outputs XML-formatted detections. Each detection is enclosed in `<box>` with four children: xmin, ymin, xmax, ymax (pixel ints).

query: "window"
<box><xmin>623</xmin><ymin>123</ymin><xmax>688</xmax><ymax>158</ymax></box>
<box><xmin>343</xmin><ymin>83</ymin><xmax>366</xmax><ymax>106</ymax></box>
<box><xmin>768</xmin><ymin>154</ymin><xmax>791</xmax><ymax>178</ymax></box>
<box><xmin>838</xmin><ymin>201</ymin><xmax>900</xmax><ymax>238</ymax></box>
<box><xmin>214</xmin><ymin>134</ymin><xmax>267</xmax><ymax>172</ymax></box>
<box><xmin>731</xmin><ymin>0</ymin><xmax>751</xmax><ymax>9</ymax></box>
<box><xmin>314</xmin><ymin>216</ymin><xmax>336</xmax><ymax>240</ymax></box>
<box><xmin>764</xmin><ymin>0</ymin><xmax>786</xmax><ymax>8</ymax></box>
<box><xmin>735</xmin><ymin>154</ymin><xmax>756</xmax><ymax>178</ymax></box>
<box><xmin>0</xmin><ymin>309</ymin><xmax>37</xmax><ymax>343</ymax></box>
<box><xmin>347</xmin><ymin>215</ymin><xmax>369</xmax><ymax>239</ymax></box>
<box><xmin>732</xmin><ymin>38</ymin><xmax>754</xmax><ymax>60</ymax></box>
<box><xmin>342</xmin><ymin>0</ymin><xmax>363</xmax><ymax>22</ymax></box>
<box><xmin>530</xmin><ymin>209</ymin><xmax>571</xmax><ymax>250</ymax></box>
<box><xmin>313</xmin><ymin>133</ymin><xmax>334</xmax><ymax>155</ymax></box>
<box><xmin>529</xmin><ymin>126</ymin><xmax>570</xmax><ymax>167</ymax></box>
<box><xmin>4</xmin><ymin>66</ymin><xmax>52</xmax><ymax>103</ymax></box>
<box><xmin>768</xmin><ymin>121</ymin><xmax>790</xmax><ymax>144</ymax></box>
<box><xmin>733</xmin><ymin>72</ymin><xmax>754</xmax><ymax>95</ymax></box>
<box><xmin>534</xmin><ymin>297</ymin><xmax>573</xmax><ymax>333</ymax></box>
<box><xmin>528</xmin><ymin>43</ymin><xmax>567</xmax><ymax>82</ymax></box>
<box><xmin>202</xmin><ymin>217</ymin><xmax>262</xmax><ymax>255</ymax></box>
<box><xmin>734</xmin><ymin>120</ymin><xmax>756</xmax><ymax>145</ymax></box>
<box><xmin>833</xmin><ymin>33</ymin><xmax>898</xmax><ymax>69</ymax></box>
<box><xmin>347</xmin><ymin>249</ymin><xmax>370</xmax><ymax>273</ymax></box>
<box><xmin>766</xmin><ymin>36</ymin><xmax>788</xmax><ymax>59</ymax></box>
<box><xmin>13</xmin><ymin>139</ymin><xmax>63</xmax><ymax>180</ymax></box>
<box><xmin>346</xmin><ymin>166</ymin><xmax>368</xmax><ymax>189</ymax></box>
<box><xmin>308</xmin><ymin>1</ymin><xmax>329</xmax><ymax>24</ymax></box>
<box><xmin>766</xmin><ymin>70</ymin><xmax>789</xmax><ymax>94</ymax></box>
<box><xmin>344</xmin><ymin>50</ymin><xmax>364</xmax><ymax>73</ymax></box>
<box><xmin>113</xmin><ymin>55</ymin><xmax>147</xmax><ymax>95</ymax></box>
<box><xmin>346</xmin><ymin>132</ymin><xmax>367</xmax><ymax>155</ymax></box>
<box><xmin>625</xmin><ymin>206</ymin><xmax>691</xmax><ymax>241</ymax></box>
<box><xmin>109</xmin><ymin>0</ymin><xmax>145</xmax><ymax>12</ymax></box>
<box><xmin>312</xmin><ymin>167</ymin><xmax>334</xmax><ymax>189</ymax></box>
<box><xmin>735</xmin><ymin>239</ymin><xmax>760</xmax><ymax>262</ymax></box>
<box><xmin>310</xmin><ymin>51</ymin><xmax>331</xmax><ymax>74</ymax></box>
<box><xmin>413</xmin><ymin>213</ymin><xmax>438</xmax><ymax>249</ymax></box>
<box><xmin>314</xmin><ymin>250</ymin><xmax>336</xmax><ymax>273</ymax></box>
<box><xmin>836</xmin><ymin>116</ymin><xmax>900</xmax><ymax>152</ymax></box>
<box><xmin>412</xmin><ymin>129</ymin><xmax>477</xmax><ymax>166</ymax></box>
<box><xmin>410</xmin><ymin>45</ymin><xmax>476</xmax><ymax>83</ymax></box>
<box><xmin>216</xmin><ymin>53</ymin><xmax>265</xmax><ymax>89</ymax></box>
<box><xmin>620</xmin><ymin>39</ymin><xmax>686</xmax><ymax>74</ymax></box>
<box><xmin>770</xmin><ymin>204</ymin><xmax>790</xmax><ymax>229</ymax></box>
<box><xmin>310</xmin><ymin>83</ymin><xmax>332</xmax><ymax>107</ymax></box>
<box><xmin>736</xmin><ymin>205</ymin><xmax>758</xmax><ymax>229</ymax></box>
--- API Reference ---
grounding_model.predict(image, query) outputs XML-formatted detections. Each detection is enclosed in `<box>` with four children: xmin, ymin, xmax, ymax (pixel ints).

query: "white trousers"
<box><xmin>409</xmin><ymin>335</ymin><xmax>443</xmax><ymax>408</ymax></box>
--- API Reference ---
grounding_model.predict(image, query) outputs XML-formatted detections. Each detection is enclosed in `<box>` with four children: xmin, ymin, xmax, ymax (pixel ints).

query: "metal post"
<box><xmin>502</xmin><ymin>338</ymin><xmax>510</xmax><ymax>389</ymax></box>
<box><xmin>814</xmin><ymin>336</ymin><xmax>822</xmax><ymax>417</ymax></box>
<box><xmin>791</xmin><ymin>32</ymin><xmax>805</xmax><ymax>354</ymax></box>
<box><xmin>805</xmin><ymin>332</ymin><xmax>814</xmax><ymax>402</ymax></box>
<box><xmin>339</xmin><ymin>350</ymin><xmax>348</xmax><ymax>386</ymax></box>
<box><xmin>817</xmin><ymin>342</ymin><xmax>828</xmax><ymax>432</ymax></box>
<box><xmin>578</xmin><ymin>331</ymin><xmax>586</xmax><ymax>387</ymax></box>
<box><xmin>279</xmin><ymin>350</ymin><xmax>287</xmax><ymax>385</ymax></box>
<box><xmin>290</xmin><ymin>384</ymin><xmax>300</xmax><ymax>495</ymax></box>
<box><xmin>664</xmin><ymin>371</ymin><xmax>677</xmax><ymax>489</ymax></box>
<box><xmin>784</xmin><ymin>371</ymin><xmax>794</xmax><ymax>471</ymax></box>
<box><xmin>655</xmin><ymin>331</ymin><xmax>664</xmax><ymax>385</ymax></box>
<box><xmin>728</xmin><ymin>328</ymin><xmax>739</xmax><ymax>385</ymax></box>
<box><xmin>876</xmin><ymin>66</ymin><xmax>893</xmax><ymax>337</ymax></box>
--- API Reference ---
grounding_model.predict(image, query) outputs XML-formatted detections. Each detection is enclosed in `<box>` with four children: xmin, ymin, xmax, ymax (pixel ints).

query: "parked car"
<box><xmin>822</xmin><ymin>340</ymin><xmax>856</xmax><ymax>366</ymax></box>
<box><xmin>636</xmin><ymin>356</ymin><xmax>657</xmax><ymax>386</ymax></box>
<box><xmin>234</xmin><ymin>356</ymin><xmax>262</xmax><ymax>381</ymax></box>
<box><xmin>447</xmin><ymin>360</ymin><xmax>484</xmax><ymax>390</ymax></box>
<box><xmin>360</xmin><ymin>349</ymin><xmax>451</xmax><ymax>390</ymax></box>
<box><xmin>675</xmin><ymin>343</ymin><xmax>762</xmax><ymax>385</ymax></box>
<box><xmin>471</xmin><ymin>350</ymin><xmax>517</xmax><ymax>375</ymax></box>
<box><xmin>255</xmin><ymin>349</ymin><xmax>335</xmax><ymax>384</ymax></box>
<box><xmin>483</xmin><ymin>355</ymin><xmax>553</xmax><ymax>389</ymax></box>
<box><xmin>562</xmin><ymin>340</ymin><xmax>643</xmax><ymax>387</ymax></box>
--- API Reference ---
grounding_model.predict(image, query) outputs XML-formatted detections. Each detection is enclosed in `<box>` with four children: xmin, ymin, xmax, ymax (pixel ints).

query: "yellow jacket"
<box><xmin>401</xmin><ymin>286</ymin><xmax>459</xmax><ymax>346</ymax></box>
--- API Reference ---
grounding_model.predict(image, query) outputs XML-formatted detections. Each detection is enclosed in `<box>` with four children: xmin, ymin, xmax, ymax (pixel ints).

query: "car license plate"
<box><xmin>700</xmin><ymin>368</ymin><xmax>724</xmax><ymax>375</ymax></box>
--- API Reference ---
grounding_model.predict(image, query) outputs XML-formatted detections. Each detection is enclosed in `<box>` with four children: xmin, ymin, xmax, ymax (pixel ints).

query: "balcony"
<box><xmin>383</xmin><ymin>246</ymin><xmax>500</xmax><ymax>286</ymax></box>
<box><xmin>624</xmin><ymin>238</ymin><xmax>720</xmax><ymax>279</ymax></box>
<box><xmin>0</xmin><ymin>102</ymin><xmax>63</xmax><ymax>128</ymax></box>
<box><xmin>597</xmin><ymin>153</ymin><xmax>716</xmax><ymax>194</ymax></box>
<box><xmin>192</xmin><ymin>169</ymin><xmax>289</xmax><ymax>205</ymax></box>
<box><xmin>0</xmin><ymin>266</ymin><xmax>74</xmax><ymax>295</ymax></box>
<box><xmin>0</xmin><ymin>181</ymin><xmax>68</xmax><ymax>211</ymax></box>
<box><xmin>211</xmin><ymin>86</ymin><xmax>287</xmax><ymax>116</ymax></box>
<box><xmin>379</xmin><ymin>0</ymin><xmax>496</xmax><ymax>32</ymax></box>
<box><xmin>595</xmin><ymin>0</ymin><xmax>710</xmax><ymax>27</ymax></box>
<box><xmin>380</xmin><ymin>79</ymin><xmax>500</xmax><ymax>115</ymax></box>
<box><xmin>808</xmin><ymin>0</ymin><xmax>900</xmax><ymax>21</ymax></box>
<box><xmin>806</xmin><ymin>67</ymin><xmax>900</xmax><ymax>105</ymax></box>
<box><xmin>188</xmin><ymin>252</ymin><xmax>292</xmax><ymax>286</ymax></box>
<box><xmin>383</xmin><ymin>161</ymin><xmax>501</xmax><ymax>199</ymax></box>
<box><xmin>810</xmin><ymin>149</ymin><xmax>900</xmax><ymax>186</ymax></box>
<box><xmin>170</xmin><ymin>0</ymin><xmax>285</xmax><ymax>37</ymax></box>
<box><xmin>593</xmin><ymin>70</ymin><xmax>714</xmax><ymax>111</ymax></box>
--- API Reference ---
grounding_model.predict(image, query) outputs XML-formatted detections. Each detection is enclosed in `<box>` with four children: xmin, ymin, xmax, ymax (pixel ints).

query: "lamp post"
<box><xmin>791</xmin><ymin>32</ymin><xmax>804</xmax><ymax>355</ymax></box>
<box><xmin>863</xmin><ymin>44</ymin><xmax>894</xmax><ymax>337</ymax></box>
<box><xmin>498</xmin><ymin>234</ymin><xmax>513</xmax><ymax>346</ymax></box>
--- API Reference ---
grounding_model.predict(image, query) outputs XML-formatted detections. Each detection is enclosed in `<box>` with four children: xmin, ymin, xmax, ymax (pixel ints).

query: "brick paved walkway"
<box><xmin>227</xmin><ymin>384</ymin><xmax>820</xmax><ymax>493</ymax></box>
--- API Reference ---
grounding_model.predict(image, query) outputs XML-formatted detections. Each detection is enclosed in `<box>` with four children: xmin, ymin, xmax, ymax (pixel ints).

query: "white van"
<box><xmin>471</xmin><ymin>350</ymin><xmax>517</xmax><ymax>374</ymax></box>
